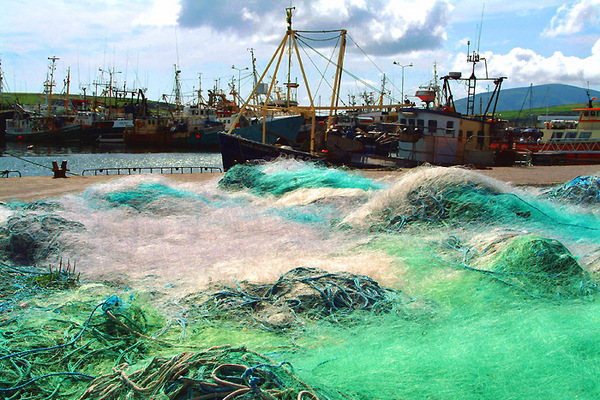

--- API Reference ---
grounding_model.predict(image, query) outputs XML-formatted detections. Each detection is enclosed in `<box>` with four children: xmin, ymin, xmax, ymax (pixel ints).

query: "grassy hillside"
<box><xmin>454</xmin><ymin>83</ymin><xmax>600</xmax><ymax>114</ymax></box>
<box><xmin>0</xmin><ymin>92</ymin><xmax>160</xmax><ymax>110</ymax></box>
<box><xmin>497</xmin><ymin>102</ymin><xmax>591</xmax><ymax>121</ymax></box>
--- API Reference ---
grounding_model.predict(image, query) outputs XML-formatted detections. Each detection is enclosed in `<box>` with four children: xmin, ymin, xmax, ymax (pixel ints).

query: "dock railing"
<box><xmin>81</xmin><ymin>166</ymin><xmax>222</xmax><ymax>176</ymax></box>
<box><xmin>1</xmin><ymin>170</ymin><xmax>22</xmax><ymax>178</ymax></box>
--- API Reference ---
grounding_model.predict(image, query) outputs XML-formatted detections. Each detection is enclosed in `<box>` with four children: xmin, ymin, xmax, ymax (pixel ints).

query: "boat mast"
<box><xmin>0</xmin><ymin>56</ymin><xmax>3</xmax><ymax>102</ymax></box>
<box><xmin>326</xmin><ymin>29</ymin><xmax>346</xmax><ymax>140</ymax></box>
<box><xmin>173</xmin><ymin>64</ymin><xmax>182</xmax><ymax>110</ymax></box>
<box><xmin>46</xmin><ymin>56</ymin><xmax>59</xmax><ymax>118</ymax></box>
<box><xmin>248</xmin><ymin>47</ymin><xmax>259</xmax><ymax>105</ymax></box>
<box><xmin>286</xmin><ymin>8</ymin><xmax>294</xmax><ymax>108</ymax></box>
<box><xmin>64</xmin><ymin>67</ymin><xmax>70</xmax><ymax>113</ymax></box>
<box><xmin>378</xmin><ymin>74</ymin><xmax>384</xmax><ymax>107</ymax></box>
<box><xmin>465</xmin><ymin>40</ymin><xmax>480</xmax><ymax>116</ymax></box>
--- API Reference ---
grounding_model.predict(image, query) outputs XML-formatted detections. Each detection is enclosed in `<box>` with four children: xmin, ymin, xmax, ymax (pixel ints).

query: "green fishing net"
<box><xmin>99</xmin><ymin>182</ymin><xmax>200</xmax><ymax>210</ymax></box>
<box><xmin>0</xmin><ymin>213</ymin><xmax>85</xmax><ymax>265</ymax></box>
<box><xmin>445</xmin><ymin>233</ymin><xmax>597</xmax><ymax>300</ymax></box>
<box><xmin>543</xmin><ymin>175</ymin><xmax>600</xmax><ymax>203</ymax></box>
<box><xmin>3</xmin><ymin>164</ymin><xmax>600</xmax><ymax>399</ymax></box>
<box><xmin>218</xmin><ymin>162</ymin><xmax>382</xmax><ymax>196</ymax></box>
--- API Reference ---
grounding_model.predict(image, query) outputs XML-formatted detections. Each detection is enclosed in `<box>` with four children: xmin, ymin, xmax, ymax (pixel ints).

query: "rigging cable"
<box><xmin>295</xmin><ymin>35</ymin><xmax>385</xmax><ymax>103</ymax></box>
<box><xmin>3</xmin><ymin>151</ymin><xmax>79</xmax><ymax>176</ymax></box>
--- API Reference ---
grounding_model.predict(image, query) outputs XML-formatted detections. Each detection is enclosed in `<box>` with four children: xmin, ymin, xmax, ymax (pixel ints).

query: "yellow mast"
<box><xmin>326</xmin><ymin>30</ymin><xmax>347</xmax><ymax>142</ymax></box>
<box><xmin>225</xmin><ymin>8</ymin><xmax>353</xmax><ymax>154</ymax></box>
<box><xmin>290</xmin><ymin>29</ymin><xmax>317</xmax><ymax>153</ymax></box>
<box><xmin>225</xmin><ymin>32</ymin><xmax>289</xmax><ymax>136</ymax></box>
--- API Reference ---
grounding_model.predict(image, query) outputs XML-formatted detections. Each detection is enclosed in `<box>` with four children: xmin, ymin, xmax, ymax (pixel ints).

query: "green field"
<box><xmin>1</xmin><ymin>92</ymin><xmax>594</xmax><ymax>123</ymax></box>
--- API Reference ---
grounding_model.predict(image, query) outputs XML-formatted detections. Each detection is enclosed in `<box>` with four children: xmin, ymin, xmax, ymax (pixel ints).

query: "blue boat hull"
<box><xmin>218</xmin><ymin>132</ymin><xmax>320</xmax><ymax>171</ymax></box>
<box><xmin>231</xmin><ymin>115</ymin><xmax>304</xmax><ymax>145</ymax></box>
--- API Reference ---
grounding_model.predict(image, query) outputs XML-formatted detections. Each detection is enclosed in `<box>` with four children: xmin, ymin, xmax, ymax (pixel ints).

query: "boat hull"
<box><xmin>124</xmin><ymin>118</ymin><xmax>189</xmax><ymax>147</ymax></box>
<box><xmin>231</xmin><ymin>115</ymin><xmax>304</xmax><ymax>145</ymax></box>
<box><xmin>218</xmin><ymin>132</ymin><xmax>320</xmax><ymax>171</ymax></box>
<box><xmin>218</xmin><ymin>132</ymin><xmax>418</xmax><ymax>171</ymax></box>
<box><xmin>5</xmin><ymin>123</ymin><xmax>81</xmax><ymax>142</ymax></box>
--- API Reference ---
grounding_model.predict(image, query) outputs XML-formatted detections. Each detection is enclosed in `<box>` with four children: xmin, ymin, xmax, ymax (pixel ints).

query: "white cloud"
<box><xmin>543</xmin><ymin>0</ymin><xmax>600</xmax><ymax>37</ymax></box>
<box><xmin>133</xmin><ymin>0</ymin><xmax>181</xmax><ymax>27</ymax></box>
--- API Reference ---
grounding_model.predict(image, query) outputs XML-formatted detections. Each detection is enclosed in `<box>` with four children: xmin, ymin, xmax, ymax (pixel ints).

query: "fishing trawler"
<box><xmin>5</xmin><ymin>57</ymin><xmax>81</xmax><ymax>143</ymax></box>
<box><xmin>0</xmin><ymin>58</ymin><xmax>13</xmax><ymax>142</ymax></box>
<box><xmin>531</xmin><ymin>96</ymin><xmax>600</xmax><ymax>164</ymax></box>
<box><xmin>218</xmin><ymin>9</ymin><xmax>510</xmax><ymax>171</ymax></box>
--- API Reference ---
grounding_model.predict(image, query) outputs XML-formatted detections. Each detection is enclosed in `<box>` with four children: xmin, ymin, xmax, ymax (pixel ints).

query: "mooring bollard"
<box><xmin>52</xmin><ymin>160</ymin><xmax>69</xmax><ymax>178</ymax></box>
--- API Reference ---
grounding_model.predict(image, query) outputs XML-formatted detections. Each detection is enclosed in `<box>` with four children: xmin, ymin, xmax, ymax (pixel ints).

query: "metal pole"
<box><xmin>231</xmin><ymin>65</ymin><xmax>248</xmax><ymax>108</ymax></box>
<box><xmin>393</xmin><ymin>62</ymin><xmax>412</xmax><ymax>102</ymax></box>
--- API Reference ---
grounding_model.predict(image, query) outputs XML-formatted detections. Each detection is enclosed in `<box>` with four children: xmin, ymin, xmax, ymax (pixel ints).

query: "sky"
<box><xmin>1</xmin><ymin>0</ymin><xmax>599</xmax><ymax>106</ymax></box>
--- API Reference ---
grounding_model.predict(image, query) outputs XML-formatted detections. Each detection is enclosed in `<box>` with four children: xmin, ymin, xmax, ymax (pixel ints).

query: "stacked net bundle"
<box><xmin>543</xmin><ymin>175</ymin><xmax>600</xmax><ymax>204</ymax></box>
<box><xmin>80</xmin><ymin>346</ymin><xmax>341</xmax><ymax>400</ymax></box>
<box><xmin>97</xmin><ymin>182</ymin><xmax>203</xmax><ymax>211</ymax></box>
<box><xmin>342</xmin><ymin>166</ymin><xmax>532</xmax><ymax>232</ymax></box>
<box><xmin>184</xmin><ymin>267</ymin><xmax>431</xmax><ymax>331</ymax></box>
<box><xmin>0</xmin><ymin>211</ymin><xmax>85</xmax><ymax>265</ymax></box>
<box><xmin>447</xmin><ymin>233</ymin><xmax>597</xmax><ymax>300</ymax></box>
<box><xmin>218</xmin><ymin>160</ymin><xmax>382</xmax><ymax>197</ymax></box>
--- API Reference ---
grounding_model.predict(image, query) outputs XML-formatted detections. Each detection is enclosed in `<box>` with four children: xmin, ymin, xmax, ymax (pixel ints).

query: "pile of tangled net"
<box><xmin>447</xmin><ymin>234</ymin><xmax>598</xmax><ymax>300</ymax></box>
<box><xmin>365</xmin><ymin>183</ymin><xmax>535</xmax><ymax>232</ymax></box>
<box><xmin>218</xmin><ymin>162</ymin><xmax>381</xmax><ymax>197</ymax></box>
<box><xmin>543</xmin><ymin>175</ymin><xmax>600</xmax><ymax>204</ymax></box>
<box><xmin>99</xmin><ymin>182</ymin><xmax>198</xmax><ymax>211</ymax></box>
<box><xmin>81</xmin><ymin>345</ymin><xmax>333</xmax><ymax>399</ymax></box>
<box><xmin>341</xmin><ymin>166</ymin><xmax>538</xmax><ymax>232</ymax></box>
<box><xmin>0</xmin><ymin>208</ymin><xmax>85</xmax><ymax>265</ymax></box>
<box><xmin>185</xmin><ymin>267</ymin><xmax>428</xmax><ymax>331</ymax></box>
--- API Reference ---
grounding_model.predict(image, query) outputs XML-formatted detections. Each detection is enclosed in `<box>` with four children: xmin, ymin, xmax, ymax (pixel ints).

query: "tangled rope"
<box><xmin>80</xmin><ymin>346</ymin><xmax>323</xmax><ymax>400</ymax></box>
<box><xmin>0</xmin><ymin>296</ymin><xmax>164</xmax><ymax>398</ymax></box>
<box><xmin>185</xmin><ymin>267</ymin><xmax>425</xmax><ymax>331</ymax></box>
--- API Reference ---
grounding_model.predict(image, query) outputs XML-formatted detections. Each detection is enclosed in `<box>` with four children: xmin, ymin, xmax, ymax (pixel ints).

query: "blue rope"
<box><xmin>0</xmin><ymin>372</ymin><xmax>96</xmax><ymax>392</ymax></box>
<box><xmin>242</xmin><ymin>362</ymin><xmax>293</xmax><ymax>390</ymax></box>
<box><xmin>0</xmin><ymin>297</ymin><xmax>119</xmax><ymax>362</ymax></box>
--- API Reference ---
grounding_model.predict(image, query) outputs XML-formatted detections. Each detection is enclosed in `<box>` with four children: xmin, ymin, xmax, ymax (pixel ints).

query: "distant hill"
<box><xmin>453</xmin><ymin>84</ymin><xmax>600</xmax><ymax>114</ymax></box>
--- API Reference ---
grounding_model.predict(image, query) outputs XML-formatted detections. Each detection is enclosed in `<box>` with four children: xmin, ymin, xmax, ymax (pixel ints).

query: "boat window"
<box><xmin>400</xmin><ymin>118</ymin><xmax>406</xmax><ymax>125</ymax></box>
<box><xmin>427</xmin><ymin>120</ymin><xmax>437</xmax><ymax>133</ymax></box>
<box><xmin>417</xmin><ymin>119</ymin><xmax>424</xmax><ymax>127</ymax></box>
<box><xmin>446</xmin><ymin>121</ymin><xmax>454</xmax><ymax>135</ymax></box>
<box><xmin>579</xmin><ymin>131</ymin><xmax>592</xmax><ymax>139</ymax></box>
<box><xmin>591</xmin><ymin>111</ymin><xmax>597</xmax><ymax>117</ymax></box>
<box><xmin>566</xmin><ymin>131</ymin><xmax>577</xmax><ymax>139</ymax></box>
<box><xmin>408</xmin><ymin>119</ymin><xmax>415</xmax><ymax>126</ymax></box>
<box><xmin>551</xmin><ymin>132</ymin><xmax>564</xmax><ymax>139</ymax></box>
<box><xmin>583</xmin><ymin>111</ymin><xmax>589</xmax><ymax>116</ymax></box>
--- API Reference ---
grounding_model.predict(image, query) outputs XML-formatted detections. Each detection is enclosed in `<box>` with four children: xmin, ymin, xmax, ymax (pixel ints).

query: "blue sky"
<box><xmin>1</xmin><ymin>0</ymin><xmax>599</xmax><ymax>105</ymax></box>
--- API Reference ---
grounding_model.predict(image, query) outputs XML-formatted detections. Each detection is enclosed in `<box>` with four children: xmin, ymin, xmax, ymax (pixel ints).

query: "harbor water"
<box><xmin>1</xmin><ymin>158</ymin><xmax>600</xmax><ymax>398</ymax></box>
<box><xmin>0</xmin><ymin>142</ymin><xmax>223</xmax><ymax>177</ymax></box>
